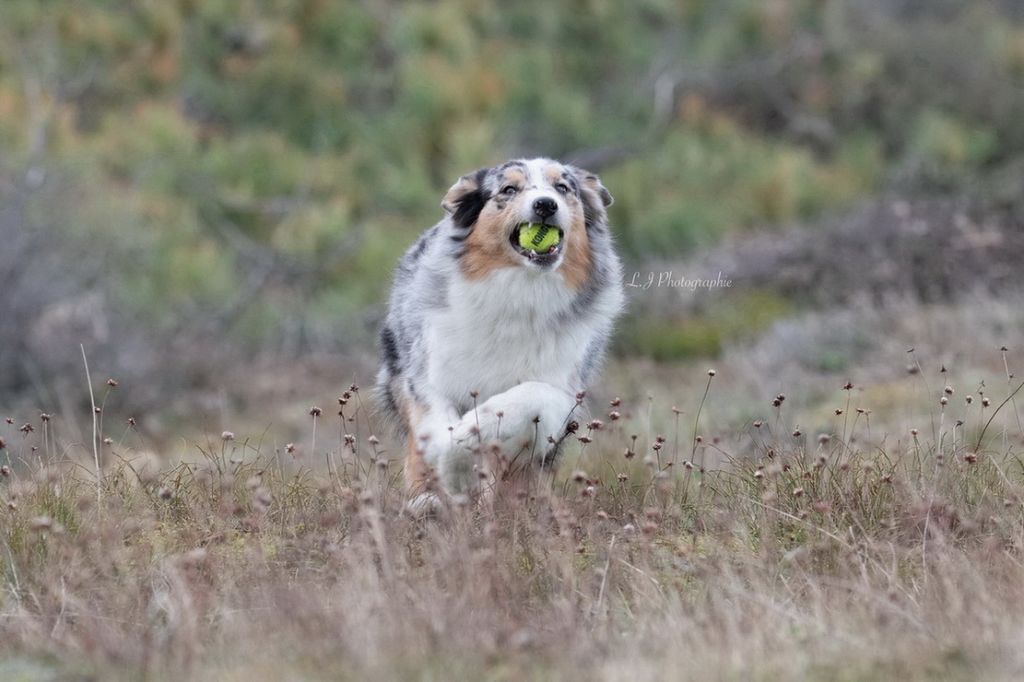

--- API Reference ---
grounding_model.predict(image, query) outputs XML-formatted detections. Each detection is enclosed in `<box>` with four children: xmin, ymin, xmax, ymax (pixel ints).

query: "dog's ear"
<box><xmin>442</xmin><ymin>167</ymin><xmax>490</xmax><ymax>228</ymax></box>
<box><xmin>572</xmin><ymin>167</ymin><xmax>613</xmax><ymax>229</ymax></box>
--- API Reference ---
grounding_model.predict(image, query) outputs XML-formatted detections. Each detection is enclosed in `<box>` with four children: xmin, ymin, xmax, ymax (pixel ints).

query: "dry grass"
<box><xmin>2</xmin><ymin>353</ymin><xmax>1024</xmax><ymax>682</ymax></box>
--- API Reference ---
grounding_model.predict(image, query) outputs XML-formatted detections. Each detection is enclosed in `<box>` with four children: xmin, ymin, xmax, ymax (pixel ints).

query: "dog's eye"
<box><xmin>555</xmin><ymin>182</ymin><xmax>571</xmax><ymax>195</ymax></box>
<box><xmin>500</xmin><ymin>184</ymin><xmax>518</xmax><ymax>196</ymax></box>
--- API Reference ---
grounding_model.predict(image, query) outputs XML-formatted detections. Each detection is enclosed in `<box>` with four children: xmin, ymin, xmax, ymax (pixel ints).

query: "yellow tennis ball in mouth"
<box><xmin>517</xmin><ymin>223</ymin><xmax>561</xmax><ymax>252</ymax></box>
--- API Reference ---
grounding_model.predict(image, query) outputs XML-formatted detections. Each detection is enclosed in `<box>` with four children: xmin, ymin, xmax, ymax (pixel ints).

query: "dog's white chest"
<box><xmin>425</xmin><ymin>269</ymin><xmax>587</xmax><ymax>406</ymax></box>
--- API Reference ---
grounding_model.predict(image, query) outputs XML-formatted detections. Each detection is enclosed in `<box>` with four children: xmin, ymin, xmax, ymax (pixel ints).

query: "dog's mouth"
<box><xmin>510</xmin><ymin>223</ymin><xmax>564</xmax><ymax>266</ymax></box>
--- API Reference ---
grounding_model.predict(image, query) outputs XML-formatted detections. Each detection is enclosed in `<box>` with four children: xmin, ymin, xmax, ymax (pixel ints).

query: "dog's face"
<box><xmin>442</xmin><ymin>158</ymin><xmax>612</xmax><ymax>287</ymax></box>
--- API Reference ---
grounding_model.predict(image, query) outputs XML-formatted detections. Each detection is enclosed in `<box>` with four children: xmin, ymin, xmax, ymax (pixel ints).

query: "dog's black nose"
<box><xmin>532</xmin><ymin>197</ymin><xmax>558</xmax><ymax>219</ymax></box>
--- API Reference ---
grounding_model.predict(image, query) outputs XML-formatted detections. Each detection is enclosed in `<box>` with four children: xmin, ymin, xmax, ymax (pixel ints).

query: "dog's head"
<box><xmin>442</xmin><ymin>158</ymin><xmax>612</xmax><ymax>287</ymax></box>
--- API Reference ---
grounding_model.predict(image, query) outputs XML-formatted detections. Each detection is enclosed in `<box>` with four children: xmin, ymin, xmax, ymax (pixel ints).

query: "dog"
<box><xmin>376</xmin><ymin>158</ymin><xmax>624</xmax><ymax>509</ymax></box>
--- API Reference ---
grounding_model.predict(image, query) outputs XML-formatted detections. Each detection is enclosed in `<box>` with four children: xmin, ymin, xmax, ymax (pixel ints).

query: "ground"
<box><xmin>2</xmin><ymin>297</ymin><xmax>1024</xmax><ymax>681</ymax></box>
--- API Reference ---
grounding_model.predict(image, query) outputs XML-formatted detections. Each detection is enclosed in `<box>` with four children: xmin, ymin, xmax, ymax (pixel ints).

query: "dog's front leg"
<box><xmin>404</xmin><ymin>396</ymin><xmax>462</xmax><ymax>513</ymax></box>
<box><xmin>443</xmin><ymin>382</ymin><xmax>581</xmax><ymax>494</ymax></box>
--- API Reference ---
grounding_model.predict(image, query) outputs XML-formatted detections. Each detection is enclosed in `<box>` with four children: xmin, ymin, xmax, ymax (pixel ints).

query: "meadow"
<box><xmin>3</xmin><ymin>296</ymin><xmax>1024</xmax><ymax>680</ymax></box>
<box><xmin>4</xmin><ymin>2</ymin><xmax>1024</xmax><ymax>679</ymax></box>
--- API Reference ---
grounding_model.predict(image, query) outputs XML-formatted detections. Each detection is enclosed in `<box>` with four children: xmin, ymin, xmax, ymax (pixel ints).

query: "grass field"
<box><xmin>3</xmin><ymin>313</ymin><xmax>1024</xmax><ymax>681</ymax></box>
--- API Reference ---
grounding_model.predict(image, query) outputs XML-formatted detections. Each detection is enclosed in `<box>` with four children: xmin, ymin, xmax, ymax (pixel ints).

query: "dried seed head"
<box><xmin>835</xmin><ymin>408</ymin><xmax>844</xmax><ymax>415</ymax></box>
<box><xmin>907</xmin><ymin>365</ymin><xmax>920</xmax><ymax>375</ymax></box>
<box><xmin>610</xmin><ymin>397</ymin><xmax>621</xmax><ymax>407</ymax></box>
<box><xmin>572</xmin><ymin>470</ymin><xmax>587</xmax><ymax>483</ymax></box>
<box><xmin>19</xmin><ymin>423</ymin><xmax>33</xmax><ymax>434</ymax></box>
<box><xmin>221</xmin><ymin>431</ymin><xmax>235</xmax><ymax>441</ymax></box>
<box><xmin>792</xmin><ymin>428</ymin><xmax>802</xmax><ymax>438</ymax></box>
<box><xmin>309</xmin><ymin>406</ymin><xmax>323</xmax><ymax>417</ymax></box>
<box><xmin>565</xmin><ymin>421</ymin><xmax>579</xmax><ymax>434</ymax></box>
<box><xmin>102</xmin><ymin>437</ymin><xmax>113</xmax><ymax>445</ymax></box>
<box><xmin>684</xmin><ymin>461</ymin><xmax>694</xmax><ymax>470</ymax></box>
<box><xmin>367</xmin><ymin>435</ymin><xmax>380</xmax><ymax>445</ymax></box>
<box><xmin>617</xmin><ymin>473</ymin><xmax>629</xmax><ymax>482</ymax></box>
<box><xmin>911</xmin><ymin>428</ymin><xmax>919</xmax><ymax>436</ymax></box>
<box><xmin>158</xmin><ymin>486</ymin><xmax>172</xmax><ymax>500</ymax></box>
<box><xmin>4</xmin><ymin>418</ymin><xmax>12</xmax><ymax>425</ymax></box>
<box><xmin>944</xmin><ymin>385</ymin><xmax>954</xmax><ymax>395</ymax></box>
<box><xmin>939</xmin><ymin>396</ymin><xmax>948</xmax><ymax>406</ymax></box>
<box><xmin>588</xmin><ymin>419</ymin><xmax>604</xmax><ymax>431</ymax></box>
<box><xmin>982</xmin><ymin>397</ymin><xmax>991</xmax><ymax>407</ymax></box>
<box><xmin>753</xmin><ymin>420</ymin><xmax>763</xmax><ymax>428</ymax></box>
<box><xmin>608</xmin><ymin>410</ymin><xmax>621</xmax><ymax>421</ymax></box>
<box><xmin>843</xmin><ymin>382</ymin><xmax>854</xmax><ymax>390</ymax></box>
<box><xmin>40</xmin><ymin>413</ymin><xmax>51</xmax><ymax>422</ymax></box>
<box><xmin>575</xmin><ymin>391</ymin><xmax>586</xmax><ymax>403</ymax></box>
<box><xmin>964</xmin><ymin>453</ymin><xmax>978</xmax><ymax>464</ymax></box>
<box><xmin>0</xmin><ymin>465</ymin><xmax>9</xmax><ymax>477</ymax></box>
<box><xmin>623</xmin><ymin>448</ymin><xmax>635</xmax><ymax>459</ymax></box>
<box><xmin>1000</xmin><ymin>346</ymin><xmax>1009</xmax><ymax>352</ymax></box>
<box><xmin>966</xmin><ymin>395</ymin><xmax>974</xmax><ymax>404</ymax></box>
<box><xmin>94</xmin><ymin>407</ymin><xmax>101</xmax><ymax>414</ymax></box>
<box><xmin>707</xmin><ymin>368</ymin><xmax>716</xmax><ymax>377</ymax></box>
<box><xmin>772</xmin><ymin>398</ymin><xmax>782</xmax><ymax>407</ymax></box>
<box><xmin>127</xmin><ymin>417</ymin><xmax>137</xmax><ymax>427</ymax></box>
<box><xmin>817</xmin><ymin>433</ymin><xmax>831</xmax><ymax>444</ymax></box>
<box><xmin>106</xmin><ymin>378</ymin><xmax>119</xmax><ymax>387</ymax></box>
<box><xmin>578</xmin><ymin>435</ymin><xmax>592</xmax><ymax>444</ymax></box>
<box><xmin>285</xmin><ymin>442</ymin><xmax>296</xmax><ymax>454</ymax></box>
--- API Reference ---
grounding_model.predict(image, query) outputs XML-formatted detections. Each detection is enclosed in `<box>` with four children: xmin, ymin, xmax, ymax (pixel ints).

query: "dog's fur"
<box><xmin>376</xmin><ymin>158</ymin><xmax>624</xmax><ymax>506</ymax></box>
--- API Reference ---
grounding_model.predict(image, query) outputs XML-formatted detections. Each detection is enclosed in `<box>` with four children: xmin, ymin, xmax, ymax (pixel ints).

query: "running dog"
<box><xmin>376</xmin><ymin>157</ymin><xmax>624</xmax><ymax>509</ymax></box>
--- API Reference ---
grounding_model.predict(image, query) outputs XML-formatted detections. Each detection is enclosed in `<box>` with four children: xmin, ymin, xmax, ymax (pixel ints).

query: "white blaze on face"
<box><xmin>515</xmin><ymin>158</ymin><xmax>570</xmax><ymax>230</ymax></box>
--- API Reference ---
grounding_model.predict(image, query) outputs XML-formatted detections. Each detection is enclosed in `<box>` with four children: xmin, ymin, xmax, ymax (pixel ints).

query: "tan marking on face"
<box><xmin>543</xmin><ymin>164</ymin><xmax>566</xmax><ymax>187</ymax></box>
<box><xmin>460</xmin><ymin>202</ymin><xmax>520</xmax><ymax>280</ymax></box>
<box><xmin>501</xmin><ymin>167</ymin><xmax>526</xmax><ymax>187</ymax></box>
<box><xmin>560</xmin><ymin>208</ymin><xmax>591</xmax><ymax>291</ymax></box>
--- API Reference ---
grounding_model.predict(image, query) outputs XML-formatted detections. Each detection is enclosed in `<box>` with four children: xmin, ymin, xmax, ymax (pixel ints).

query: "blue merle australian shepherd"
<box><xmin>376</xmin><ymin>158</ymin><xmax>624</xmax><ymax>510</ymax></box>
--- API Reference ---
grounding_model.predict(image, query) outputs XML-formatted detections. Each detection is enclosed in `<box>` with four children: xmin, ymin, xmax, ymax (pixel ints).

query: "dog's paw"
<box><xmin>403</xmin><ymin>492</ymin><xmax>444</xmax><ymax>518</ymax></box>
<box><xmin>458</xmin><ymin>382</ymin><xmax>577</xmax><ymax>459</ymax></box>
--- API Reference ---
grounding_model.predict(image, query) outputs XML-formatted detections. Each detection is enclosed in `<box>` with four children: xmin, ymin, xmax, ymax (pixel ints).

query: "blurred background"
<box><xmin>2</xmin><ymin>0</ymin><xmax>1024</xmax><ymax>452</ymax></box>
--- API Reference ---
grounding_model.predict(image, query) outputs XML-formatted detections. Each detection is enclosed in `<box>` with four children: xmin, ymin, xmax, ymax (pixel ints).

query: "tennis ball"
<box><xmin>518</xmin><ymin>223</ymin><xmax>561</xmax><ymax>251</ymax></box>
